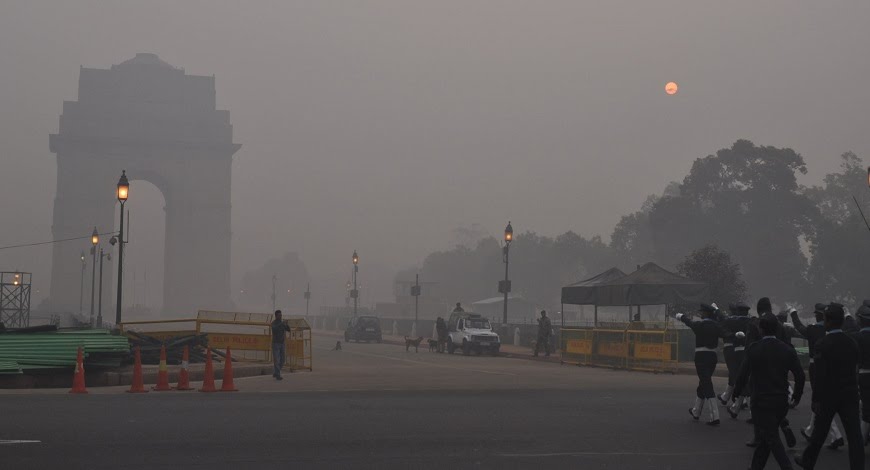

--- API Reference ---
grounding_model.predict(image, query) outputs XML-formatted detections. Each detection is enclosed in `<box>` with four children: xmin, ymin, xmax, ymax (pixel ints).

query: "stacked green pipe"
<box><xmin>0</xmin><ymin>329</ymin><xmax>129</xmax><ymax>374</ymax></box>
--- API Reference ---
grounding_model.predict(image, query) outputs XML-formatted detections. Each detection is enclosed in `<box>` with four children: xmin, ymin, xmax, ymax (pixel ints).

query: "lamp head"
<box><xmin>352</xmin><ymin>250</ymin><xmax>359</xmax><ymax>265</ymax></box>
<box><xmin>117</xmin><ymin>170</ymin><xmax>129</xmax><ymax>202</ymax></box>
<box><xmin>91</xmin><ymin>227</ymin><xmax>99</xmax><ymax>246</ymax></box>
<box><xmin>504</xmin><ymin>221</ymin><xmax>514</xmax><ymax>245</ymax></box>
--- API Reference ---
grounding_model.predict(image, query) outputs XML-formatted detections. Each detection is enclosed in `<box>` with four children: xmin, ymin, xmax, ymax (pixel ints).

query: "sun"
<box><xmin>665</xmin><ymin>81</ymin><xmax>678</xmax><ymax>95</ymax></box>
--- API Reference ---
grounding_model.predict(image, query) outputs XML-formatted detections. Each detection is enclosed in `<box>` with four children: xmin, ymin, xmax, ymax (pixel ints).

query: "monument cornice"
<box><xmin>49</xmin><ymin>134</ymin><xmax>241</xmax><ymax>156</ymax></box>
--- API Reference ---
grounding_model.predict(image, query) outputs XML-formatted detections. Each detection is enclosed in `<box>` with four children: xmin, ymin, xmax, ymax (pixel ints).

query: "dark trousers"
<box><xmin>694</xmin><ymin>351</ymin><xmax>717</xmax><ymax>398</ymax></box>
<box><xmin>801</xmin><ymin>396</ymin><xmax>864</xmax><ymax>470</ymax></box>
<box><xmin>750</xmin><ymin>400</ymin><xmax>791</xmax><ymax>470</ymax></box>
<box><xmin>534</xmin><ymin>335</ymin><xmax>550</xmax><ymax>356</ymax></box>
<box><xmin>859</xmin><ymin>374</ymin><xmax>870</xmax><ymax>423</ymax></box>
<box><xmin>723</xmin><ymin>346</ymin><xmax>736</xmax><ymax>387</ymax></box>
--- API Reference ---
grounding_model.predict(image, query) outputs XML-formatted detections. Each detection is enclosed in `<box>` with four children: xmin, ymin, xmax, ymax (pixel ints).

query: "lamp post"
<box><xmin>304</xmin><ymin>282</ymin><xmax>311</xmax><ymax>317</ymax></box>
<box><xmin>114</xmin><ymin>170</ymin><xmax>129</xmax><ymax>326</ymax></box>
<box><xmin>97</xmin><ymin>248</ymin><xmax>111</xmax><ymax>328</ymax></box>
<box><xmin>411</xmin><ymin>274</ymin><xmax>421</xmax><ymax>326</ymax></box>
<box><xmin>500</xmin><ymin>221</ymin><xmax>513</xmax><ymax>325</ymax></box>
<box><xmin>351</xmin><ymin>250</ymin><xmax>359</xmax><ymax>317</ymax></box>
<box><xmin>79</xmin><ymin>251</ymin><xmax>86</xmax><ymax>315</ymax></box>
<box><xmin>271</xmin><ymin>274</ymin><xmax>277</xmax><ymax>313</ymax></box>
<box><xmin>89</xmin><ymin>227</ymin><xmax>99</xmax><ymax>325</ymax></box>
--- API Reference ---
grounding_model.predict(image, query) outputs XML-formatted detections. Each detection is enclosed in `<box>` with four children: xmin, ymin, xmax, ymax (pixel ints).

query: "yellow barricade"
<box><xmin>119</xmin><ymin>311</ymin><xmax>313</xmax><ymax>371</ymax></box>
<box><xmin>560</xmin><ymin>322</ymin><xmax>678</xmax><ymax>373</ymax></box>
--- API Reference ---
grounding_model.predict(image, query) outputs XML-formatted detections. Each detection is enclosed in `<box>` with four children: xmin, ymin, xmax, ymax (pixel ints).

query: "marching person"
<box><xmin>677</xmin><ymin>303</ymin><xmax>724</xmax><ymax>426</ymax></box>
<box><xmin>733</xmin><ymin>312</ymin><xmax>805</xmax><ymax>470</ymax></box>
<box><xmin>534</xmin><ymin>310</ymin><xmax>552</xmax><ymax>357</ymax></box>
<box><xmin>851</xmin><ymin>305</ymin><xmax>870</xmax><ymax>444</ymax></box>
<box><xmin>795</xmin><ymin>303</ymin><xmax>864</xmax><ymax>470</ymax></box>
<box><xmin>270</xmin><ymin>310</ymin><xmax>293</xmax><ymax>380</ymax></box>
<box><xmin>791</xmin><ymin>304</ymin><xmax>844</xmax><ymax>448</ymax></box>
<box><xmin>719</xmin><ymin>302</ymin><xmax>752</xmax><ymax>406</ymax></box>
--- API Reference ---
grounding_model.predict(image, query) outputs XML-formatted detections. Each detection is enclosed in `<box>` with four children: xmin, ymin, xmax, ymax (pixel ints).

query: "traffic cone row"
<box><xmin>69</xmin><ymin>344</ymin><xmax>239</xmax><ymax>394</ymax></box>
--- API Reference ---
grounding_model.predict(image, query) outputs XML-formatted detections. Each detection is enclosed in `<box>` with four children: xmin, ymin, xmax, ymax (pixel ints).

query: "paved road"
<box><xmin>0</xmin><ymin>336</ymin><xmax>853</xmax><ymax>469</ymax></box>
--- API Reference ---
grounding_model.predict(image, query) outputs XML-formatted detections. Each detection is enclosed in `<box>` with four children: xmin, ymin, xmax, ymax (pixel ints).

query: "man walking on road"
<box><xmin>795</xmin><ymin>303</ymin><xmax>864</xmax><ymax>470</ymax></box>
<box><xmin>534</xmin><ymin>310</ymin><xmax>552</xmax><ymax>357</ymax></box>
<box><xmin>271</xmin><ymin>310</ymin><xmax>292</xmax><ymax>380</ymax></box>
<box><xmin>733</xmin><ymin>312</ymin><xmax>805</xmax><ymax>470</ymax></box>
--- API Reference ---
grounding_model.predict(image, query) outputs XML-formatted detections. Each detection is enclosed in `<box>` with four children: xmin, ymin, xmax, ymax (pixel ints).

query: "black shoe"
<box><xmin>793</xmin><ymin>455</ymin><xmax>807</xmax><ymax>468</ymax></box>
<box><xmin>707</xmin><ymin>419</ymin><xmax>720</xmax><ymax>426</ymax></box>
<box><xmin>717</xmin><ymin>395</ymin><xmax>728</xmax><ymax>406</ymax></box>
<box><xmin>689</xmin><ymin>408</ymin><xmax>699</xmax><ymax>421</ymax></box>
<box><xmin>827</xmin><ymin>437</ymin><xmax>844</xmax><ymax>449</ymax></box>
<box><xmin>783</xmin><ymin>426</ymin><xmax>797</xmax><ymax>448</ymax></box>
<box><xmin>800</xmin><ymin>428</ymin><xmax>811</xmax><ymax>442</ymax></box>
<box><xmin>745</xmin><ymin>439</ymin><xmax>759</xmax><ymax>447</ymax></box>
<box><xmin>728</xmin><ymin>407</ymin><xmax>738</xmax><ymax>419</ymax></box>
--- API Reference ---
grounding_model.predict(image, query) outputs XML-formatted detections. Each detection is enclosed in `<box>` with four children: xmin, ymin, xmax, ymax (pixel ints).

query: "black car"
<box><xmin>344</xmin><ymin>316</ymin><xmax>383</xmax><ymax>343</ymax></box>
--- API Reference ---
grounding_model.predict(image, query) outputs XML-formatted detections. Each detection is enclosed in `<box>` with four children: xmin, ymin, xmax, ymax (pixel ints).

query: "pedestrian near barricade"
<box><xmin>733</xmin><ymin>312</ymin><xmax>805</xmax><ymax>470</ymax></box>
<box><xmin>677</xmin><ymin>303</ymin><xmax>725</xmax><ymax>426</ymax></box>
<box><xmin>533</xmin><ymin>310</ymin><xmax>552</xmax><ymax>357</ymax></box>
<box><xmin>271</xmin><ymin>310</ymin><xmax>292</xmax><ymax>380</ymax></box>
<box><xmin>795</xmin><ymin>303</ymin><xmax>864</xmax><ymax>470</ymax></box>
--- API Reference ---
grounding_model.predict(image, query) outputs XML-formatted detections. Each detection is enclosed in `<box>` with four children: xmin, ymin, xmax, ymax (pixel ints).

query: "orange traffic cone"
<box><xmin>174</xmin><ymin>345</ymin><xmax>193</xmax><ymax>391</ymax></box>
<box><xmin>220</xmin><ymin>347</ymin><xmax>238</xmax><ymax>392</ymax></box>
<box><xmin>69</xmin><ymin>346</ymin><xmax>88</xmax><ymax>394</ymax></box>
<box><xmin>199</xmin><ymin>347</ymin><xmax>217</xmax><ymax>393</ymax></box>
<box><xmin>152</xmin><ymin>344</ymin><xmax>171</xmax><ymax>391</ymax></box>
<box><xmin>127</xmin><ymin>346</ymin><xmax>148</xmax><ymax>393</ymax></box>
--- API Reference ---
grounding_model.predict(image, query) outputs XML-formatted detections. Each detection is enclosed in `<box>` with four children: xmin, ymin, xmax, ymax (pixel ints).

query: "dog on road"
<box><xmin>404</xmin><ymin>336</ymin><xmax>424</xmax><ymax>352</ymax></box>
<box><xmin>333</xmin><ymin>341</ymin><xmax>342</xmax><ymax>351</ymax></box>
<box><xmin>427</xmin><ymin>339</ymin><xmax>439</xmax><ymax>352</ymax></box>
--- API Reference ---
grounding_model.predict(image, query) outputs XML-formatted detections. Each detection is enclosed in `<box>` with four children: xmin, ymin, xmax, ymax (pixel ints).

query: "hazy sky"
<box><xmin>2</xmin><ymin>1</ymin><xmax>870</xmax><ymax>311</ymax></box>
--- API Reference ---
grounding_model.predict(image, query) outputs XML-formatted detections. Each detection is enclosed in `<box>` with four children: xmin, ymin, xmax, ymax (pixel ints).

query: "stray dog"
<box><xmin>427</xmin><ymin>339</ymin><xmax>439</xmax><ymax>352</ymax></box>
<box><xmin>333</xmin><ymin>341</ymin><xmax>342</xmax><ymax>351</ymax></box>
<box><xmin>404</xmin><ymin>336</ymin><xmax>424</xmax><ymax>352</ymax></box>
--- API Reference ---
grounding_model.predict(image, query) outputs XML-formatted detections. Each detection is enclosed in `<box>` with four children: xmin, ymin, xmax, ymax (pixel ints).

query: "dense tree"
<box><xmin>676</xmin><ymin>244</ymin><xmax>747</xmax><ymax>305</ymax></box>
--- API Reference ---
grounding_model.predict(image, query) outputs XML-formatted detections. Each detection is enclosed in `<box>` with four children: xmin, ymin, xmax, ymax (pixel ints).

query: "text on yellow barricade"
<box><xmin>209</xmin><ymin>334</ymin><xmax>272</xmax><ymax>351</ymax></box>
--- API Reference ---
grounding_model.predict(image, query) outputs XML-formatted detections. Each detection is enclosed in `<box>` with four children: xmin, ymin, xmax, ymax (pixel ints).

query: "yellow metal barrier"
<box><xmin>119</xmin><ymin>311</ymin><xmax>313</xmax><ymax>371</ymax></box>
<box><xmin>560</xmin><ymin>322</ymin><xmax>678</xmax><ymax>373</ymax></box>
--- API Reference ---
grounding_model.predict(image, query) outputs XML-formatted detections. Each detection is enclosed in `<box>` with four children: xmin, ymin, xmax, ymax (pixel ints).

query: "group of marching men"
<box><xmin>677</xmin><ymin>298</ymin><xmax>870</xmax><ymax>470</ymax></box>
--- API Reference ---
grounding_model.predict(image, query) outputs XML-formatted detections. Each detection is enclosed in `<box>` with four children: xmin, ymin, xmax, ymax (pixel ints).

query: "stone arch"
<box><xmin>47</xmin><ymin>54</ymin><xmax>240</xmax><ymax>318</ymax></box>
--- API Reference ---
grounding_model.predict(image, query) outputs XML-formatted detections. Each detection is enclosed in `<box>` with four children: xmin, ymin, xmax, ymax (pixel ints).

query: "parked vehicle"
<box><xmin>446</xmin><ymin>312</ymin><xmax>500</xmax><ymax>355</ymax></box>
<box><xmin>344</xmin><ymin>316</ymin><xmax>383</xmax><ymax>343</ymax></box>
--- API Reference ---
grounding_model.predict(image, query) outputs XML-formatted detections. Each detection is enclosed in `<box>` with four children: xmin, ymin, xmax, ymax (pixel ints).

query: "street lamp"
<box><xmin>90</xmin><ymin>227</ymin><xmax>99</xmax><ymax>325</ymax></box>
<box><xmin>500</xmin><ymin>221</ymin><xmax>513</xmax><ymax>325</ymax></box>
<box><xmin>97</xmin><ymin>249</ymin><xmax>111</xmax><ymax>328</ymax></box>
<box><xmin>304</xmin><ymin>282</ymin><xmax>311</xmax><ymax>317</ymax></box>
<box><xmin>79</xmin><ymin>251</ymin><xmax>86</xmax><ymax>315</ymax></box>
<box><xmin>351</xmin><ymin>250</ymin><xmax>359</xmax><ymax>317</ymax></box>
<box><xmin>115</xmin><ymin>170</ymin><xmax>129</xmax><ymax>326</ymax></box>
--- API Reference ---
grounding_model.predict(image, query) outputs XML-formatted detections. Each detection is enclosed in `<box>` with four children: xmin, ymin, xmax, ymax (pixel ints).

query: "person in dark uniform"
<box><xmin>795</xmin><ymin>303</ymin><xmax>864</xmax><ymax>470</ymax></box>
<box><xmin>792</xmin><ymin>304</ymin><xmax>844</xmax><ymax>448</ymax></box>
<box><xmin>733</xmin><ymin>312</ymin><xmax>805</xmax><ymax>470</ymax></box>
<box><xmin>677</xmin><ymin>303</ymin><xmax>724</xmax><ymax>425</ymax></box>
<box><xmin>852</xmin><ymin>305</ymin><xmax>870</xmax><ymax>444</ymax></box>
<box><xmin>719</xmin><ymin>302</ymin><xmax>752</xmax><ymax>406</ymax></box>
<box><xmin>453</xmin><ymin>302</ymin><xmax>465</xmax><ymax>313</ymax></box>
<box><xmin>534</xmin><ymin>310</ymin><xmax>552</xmax><ymax>357</ymax></box>
<box><xmin>270</xmin><ymin>310</ymin><xmax>293</xmax><ymax>380</ymax></box>
<box><xmin>435</xmin><ymin>316</ymin><xmax>448</xmax><ymax>353</ymax></box>
<box><xmin>726</xmin><ymin>302</ymin><xmax>754</xmax><ymax>417</ymax></box>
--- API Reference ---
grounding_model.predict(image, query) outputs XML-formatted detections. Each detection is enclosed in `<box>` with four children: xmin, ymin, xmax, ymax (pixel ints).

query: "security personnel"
<box><xmin>533</xmin><ymin>310</ymin><xmax>552</xmax><ymax>357</ymax></box>
<box><xmin>719</xmin><ymin>302</ymin><xmax>752</xmax><ymax>405</ymax></box>
<box><xmin>792</xmin><ymin>304</ymin><xmax>844</xmax><ymax>448</ymax></box>
<box><xmin>677</xmin><ymin>303</ymin><xmax>724</xmax><ymax>425</ymax></box>
<box><xmin>795</xmin><ymin>303</ymin><xmax>864</xmax><ymax>470</ymax></box>
<box><xmin>852</xmin><ymin>305</ymin><xmax>870</xmax><ymax>444</ymax></box>
<box><xmin>726</xmin><ymin>302</ymin><xmax>754</xmax><ymax>418</ymax></box>
<box><xmin>733</xmin><ymin>312</ymin><xmax>805</xmax><ymax>470</ymax></box>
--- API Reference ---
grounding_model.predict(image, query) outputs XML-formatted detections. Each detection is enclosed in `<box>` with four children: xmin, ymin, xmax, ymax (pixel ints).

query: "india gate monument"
<box><xmin>47</xmin><ymin>53</ymin><xmax>240</xmax><ymax>317</ymax></box>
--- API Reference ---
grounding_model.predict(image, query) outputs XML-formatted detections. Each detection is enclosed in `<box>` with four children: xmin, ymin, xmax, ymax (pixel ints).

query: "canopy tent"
<box><xmin>560</xmin><ymin>263</ymin><xmax>709</xmax><ymax>325</ymax></box>
<box><xmin>560</xmin><ymin>267</ymin><xmax>628</xmax><ymax>305</ymax></box>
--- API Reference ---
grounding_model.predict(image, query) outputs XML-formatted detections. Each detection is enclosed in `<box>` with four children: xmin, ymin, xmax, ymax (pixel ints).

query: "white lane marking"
<box><xmin>0</xmin><ymin>440</ymin><xmax>41</xmax><ymax>445</ymax></box>
<box><xmin>498</xmin><ymin>450</ymin><xmax>744</xmax><ymax>457</ymax></box>
<box><xmin>317</xmin><ymin>347</ymin><xmax>517</xmax><ymax>376</ymax></box>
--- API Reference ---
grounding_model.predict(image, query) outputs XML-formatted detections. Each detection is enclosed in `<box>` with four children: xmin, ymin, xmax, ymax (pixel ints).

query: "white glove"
<box><xmin>711</xmin><ymin>303</ymin><xmax>719</xmax><ymax>311</ymax></box>
<box><xmin>675</xmin><ymin>313</ymin><xmax>684</xmax><ymax>320</ymax></box>
<box><xmin>789</xmin><ymin>308</ymin><xmax>797</xmax><ymax>315</ymax></box>
<box><xmin>735</xmin><ymin>332</ymin><xmax>745</xmax><ymax>339</ymax></box>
